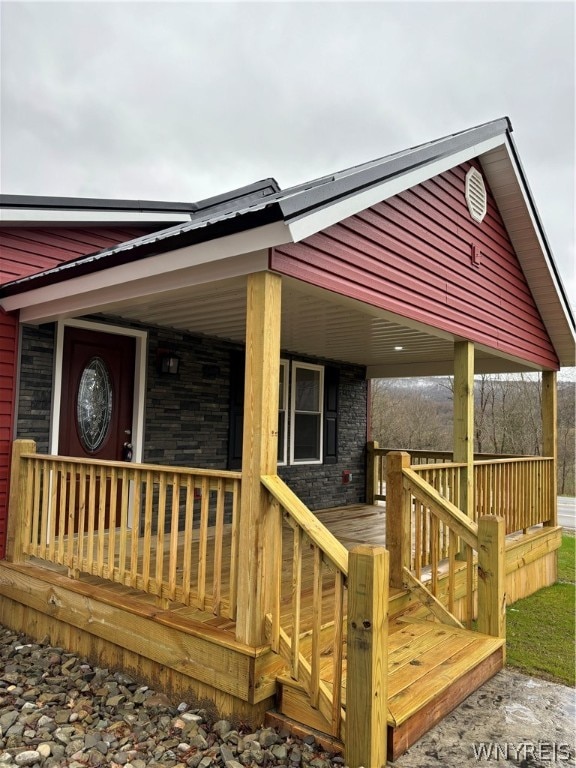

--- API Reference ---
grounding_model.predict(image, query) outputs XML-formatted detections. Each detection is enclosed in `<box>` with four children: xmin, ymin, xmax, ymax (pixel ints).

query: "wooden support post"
<box><xmin>346</xmin><ymin>545</ymin><xmax>388</xmax><ymax>768</ymax></box>
<box><xmin>477</xmin><ymin>515</ymin><xmax>506</xmax><ymax>650</ymax></box>
<box><xmin>236</xmin><ymin>272</ymin><xmax>281</xmax><ymax>647</ymax></box>
<box><xmin>6</xmin><ymin>439</ymin><xmax>36</xmax><ymax>563</ymax></box>
<box><xmin>386</xmin><ymin>451</ymin><xmax>411</xmax><ymax>589</ymax></box>
<box><xmin>542</xmin><ymin>371</ymin><xmax>557</xmax><ymax>527</ymax></box>
<box><xmin>366</xmin><ymin>440</ymin><xmax>379</xmax><ymax>505</ymax></box>
<box><xmin>453</xmin><ymin>341</ymin><xmax>474</xmax><ymax>520</ymax></box>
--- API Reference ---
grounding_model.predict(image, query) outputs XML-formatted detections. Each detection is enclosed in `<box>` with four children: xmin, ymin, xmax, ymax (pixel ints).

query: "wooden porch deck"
<box><xmin>11</xmin><ymin>501</ymin><xmax>504</xmax><ymax>760</ymax></box>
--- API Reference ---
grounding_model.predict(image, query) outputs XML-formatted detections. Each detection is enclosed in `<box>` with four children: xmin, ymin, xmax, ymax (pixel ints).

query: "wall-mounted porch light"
<box><xmin>157</xmin><ymin>350</ymin><xmax>180</xmax><ymax>375</ymax></box>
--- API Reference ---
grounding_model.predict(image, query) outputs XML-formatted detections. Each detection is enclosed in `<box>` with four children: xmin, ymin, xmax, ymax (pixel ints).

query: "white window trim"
<box><xmin>290</xmin><ymin>361</ymin><xmax>324</xmax><ymax>465</ymax></box>
<box><xmin>278</xmin><ymin>359</ymin><xmax>289</xmax><ymax>466</ymax></box>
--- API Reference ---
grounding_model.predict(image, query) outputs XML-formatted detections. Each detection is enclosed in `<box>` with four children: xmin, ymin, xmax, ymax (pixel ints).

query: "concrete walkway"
<box><xmin>393</xmin><ymin>667</ymin><xmax>575</xmax><ymax>766</ymax></box>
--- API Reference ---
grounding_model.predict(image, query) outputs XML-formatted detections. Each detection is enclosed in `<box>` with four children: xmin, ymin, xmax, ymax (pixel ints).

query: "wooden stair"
<box><xmin>268</xmin><ymin>607</ymin><xmax>505</xmax><ymax>762</ymax></box>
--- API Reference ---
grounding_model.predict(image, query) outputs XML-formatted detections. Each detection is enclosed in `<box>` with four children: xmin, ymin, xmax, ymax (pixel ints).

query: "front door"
<box><xmin>59</xmin><ymin>327</ymin><xmax>135</xmax><ymax>461</ymax></box>
<box><xmin>58</xmin><ymin>327</ymin><xmax>136</xmax><ymax>531</ymax></box>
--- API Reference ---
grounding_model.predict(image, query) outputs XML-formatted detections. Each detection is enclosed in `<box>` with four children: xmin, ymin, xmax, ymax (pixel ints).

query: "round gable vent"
<box><xmin>465</xmin><ymin>167</ymin><xmax>487</xmax><ymax>223</ymax></box>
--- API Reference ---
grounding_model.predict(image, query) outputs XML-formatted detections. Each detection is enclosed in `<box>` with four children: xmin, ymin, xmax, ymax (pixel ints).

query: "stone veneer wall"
<box><xmin>16</xmin><ymin>323</ymin><xmax>55</xmax><ymax>453</ymax></box>
<box><xmin>16</xmin><ymin>318</ymin><xmax>368</xmax><ymax>509</ymax></box>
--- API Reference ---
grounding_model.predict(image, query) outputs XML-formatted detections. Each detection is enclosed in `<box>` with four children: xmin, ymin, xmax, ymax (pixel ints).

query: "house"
<box><xmin>0</xmin><ymin>117</ymin><xmax>574</xmax><ymax>766</ymax></box>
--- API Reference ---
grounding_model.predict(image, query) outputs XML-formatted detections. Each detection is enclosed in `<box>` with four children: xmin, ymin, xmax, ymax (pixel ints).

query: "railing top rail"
<box><xmin>411</xmin><ymin>462</ymin><xmax>467</xmax><ymax>471</ymax></box>
<box><xmin>473</xmin><ymin>456</ymin><xmax>553</xmax><ymax>466</ymax></box>
<box><xmin>261</xmin><ymin>474</ymin><xmax>349</xmax><ymax>577</ymax></box>
<box><xmin>376</xmin><ymin>447</ymin><xmax>527</xmax><ymax>461</ymax></box>
<box><xmin>19</xmin><ymin>452</ymin><xmax>243</xmax><ymax>479</ymax></box>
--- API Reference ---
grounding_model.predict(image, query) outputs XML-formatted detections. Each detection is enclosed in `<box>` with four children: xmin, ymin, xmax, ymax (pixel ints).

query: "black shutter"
<box><xmin>323</xmin><ymin>366</ymin><xmax>339</xmax><ymax>464</ymax></box>
<box><xmin>227</xmin><ymin>350</ymin><xmax>245</xmax><ymax>470</ymax></box>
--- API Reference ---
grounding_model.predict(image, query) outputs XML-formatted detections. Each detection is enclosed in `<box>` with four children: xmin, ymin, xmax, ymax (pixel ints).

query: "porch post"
<box><xmin>542</xmin><ymin>370</ymin><xmax>557</xmax><ymax>527</ymax></box>
<box><xmin>236</xmin><ymin>272</ymin><xmax>281</xmax><ymax>647</ymax></box>
<box><xmin>453</xmin><ymin>341</ymin><xmax>474</xmax><ymax>519</ymax></box>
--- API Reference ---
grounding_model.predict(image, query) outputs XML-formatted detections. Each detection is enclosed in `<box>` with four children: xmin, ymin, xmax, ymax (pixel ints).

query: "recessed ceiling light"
<box><xmin>394</xmin><ymin>346</ymin><xmax>404</xmax><ymax>351</ymax></box>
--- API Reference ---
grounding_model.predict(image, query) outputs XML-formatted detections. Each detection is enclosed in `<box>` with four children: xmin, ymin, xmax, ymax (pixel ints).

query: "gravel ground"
<box><xmin>1</xmin><ymin>624</ymin><xmax>574</xmax><ymax>767</ymax></box>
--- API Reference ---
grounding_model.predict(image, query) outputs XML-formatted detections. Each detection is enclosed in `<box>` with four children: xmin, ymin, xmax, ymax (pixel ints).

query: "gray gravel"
<box><xmin>1</xmin><ymin>624</ymin><xmax>575</xmax><ymax>767</ymax></box>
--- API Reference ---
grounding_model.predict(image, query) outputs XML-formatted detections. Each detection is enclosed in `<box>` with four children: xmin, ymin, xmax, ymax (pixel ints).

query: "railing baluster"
<box><xmin>182</xmin><ymin>476</ymin><xmax>194</xmax><ymax>607</ymax></box>
<box><xmin>86</xmin><ymin>464</ymin><xmax>96</xmax><ymax>569</ymax></box>
<box><xmin>155</xmin><ymin>473</ymin><xmax>167</xmax><ymax>603</ymax></box>
<box><xmin>197</xmin><ymin>477</ymin><xmax>209</xmax><ymax>610</ymax></box>
<box><xmin>331</xmin><ymin>568</ymin><xmax>344</xmax><ymax>739</ymax></box>
<box><xmin>107</xmin><ymin>467</ymin><xmax>118</xmax><ymax>579</ymax></box>
<box><xmin>129</xmin><ymin>470</ymin><xmax>141</xmax><ymax>587</ymax></box>
<box><xmin>75</xmin><ymin>464</ymin><xmax>87</xmax><ymax>573</ymax></box>
<box><xmin>311</xmin><ymin>545</ymin><xmax>322</xmax><ymax>709</ymax></box>
<box><xmin>228</xmin><ymin>479</ymin><xmax>240</xmax><ymax>620</ymax></box>
<box><xmin>291</xmin><ymin>525</ymin><xmax>303</xmax><ymax>679</ymax></box>
<box><xmin>212</xmin><ymin>478</ymin><xmax>225</xmax><ymax>614</ymax></box>
<box><xmin>30</xmin><ymin>460</ymin><xmax>41</xmax><ymax>557</ymax></box>
<box><xmin>168</xmin><ymin>473</ymin><xmax>181</xmax><ymax>603</ymax></box>
<box><xmin>66</xmin><ymin>463</ymin><xmax>77</xmax><ymax>574</ymax></box>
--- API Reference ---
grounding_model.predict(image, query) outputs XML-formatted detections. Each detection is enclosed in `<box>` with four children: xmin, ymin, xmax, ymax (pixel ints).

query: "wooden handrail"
<box><xmin>261</xmin><ymin>474</ymin><xmax>349</xmax><ymax>576</ymax></box>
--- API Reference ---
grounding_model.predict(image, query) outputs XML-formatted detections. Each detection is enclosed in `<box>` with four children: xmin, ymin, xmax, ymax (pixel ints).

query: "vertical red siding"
<box><xmin>0</xmin><ymin>309</ymin><xmax>18</xmax><ymax>559</ymax></box>
<box><xmin>272</xmin><ymin>161</ymin><xmax>558</xmax><ymax>370</ymax></box>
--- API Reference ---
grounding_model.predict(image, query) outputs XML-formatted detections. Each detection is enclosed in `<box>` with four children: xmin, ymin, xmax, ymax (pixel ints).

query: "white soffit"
<box><xmin>1</xmin><ymin>221</ymin><xmax>291</xmax><ymax>321</ymax></box>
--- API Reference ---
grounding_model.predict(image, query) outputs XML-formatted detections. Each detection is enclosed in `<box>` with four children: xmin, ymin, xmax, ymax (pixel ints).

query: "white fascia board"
<box><xmin>1</xmin><ymin>220</ymin><xmax>292</xmax><ymax>321</ymax></box>
<box><xmin>0</xmin><ymin>209</ymin><xmax>192</xmax><ymax>224</ymax></box>
<box><xmin>496</xmin><ymin>138</ymin><xmax>576</xmax><ymax>335</ymax></box>
<box><xmin>286</xmin><ymin>135</ymin><xmax>507</xmax><ymax>242</ymax></box>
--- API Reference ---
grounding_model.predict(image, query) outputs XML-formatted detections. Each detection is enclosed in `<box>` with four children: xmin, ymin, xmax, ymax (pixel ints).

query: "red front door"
<box><xmin>59</xmin><ymin>327</ymin><xmax>135</xmax><ymax>461</ymax></box>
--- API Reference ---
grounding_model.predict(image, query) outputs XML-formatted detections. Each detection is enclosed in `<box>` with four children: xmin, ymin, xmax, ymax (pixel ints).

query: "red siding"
<box><xmin>272</xmin><ymin>161</ymin><xmax>558</xmax><ymax>370</ymax></box>
<box><xmin>0</xmin><ymin>309</ymin><xmax>18</xmax><ymax>559</ymax></box>
<box><xmin>0</xmin><ymin>226</ymin><xmax>151</xmax><ymax>284</ymax></box>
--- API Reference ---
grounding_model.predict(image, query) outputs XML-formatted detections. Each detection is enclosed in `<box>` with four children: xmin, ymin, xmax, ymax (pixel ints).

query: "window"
<box><xmin>290</xmin><ymin>362</ymin><xmax>324</xmax><ymax>464</ymax></box>
<box><xmin>278</xmin><ymin>360</ymin><xmax>288</xmax><ymax>464</ymax></box>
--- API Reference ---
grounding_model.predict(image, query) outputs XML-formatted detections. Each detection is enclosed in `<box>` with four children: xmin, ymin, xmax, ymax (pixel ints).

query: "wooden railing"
<box><xmin>261</xmin><ymin>474</ymin><xmax>388</xmax><ymax>767</ymax></box>
<box><xmin>387</xmin><ymin>452</ymin><xmax>506</xmax><ymax>637</ymax></box>
<box><xmin>368</xmin><ymin>442</ymin><xmax>556</xmax><ymax>535</ymax></box>
<box><xmin>474</xmin><ymin>457</ymin><xmax>555</xmax><ymax>533</ymax></box>
<box><xmin>8</xmin><ymin>441</ymin><xmax>242</xmax><ymax>619</ymax></box>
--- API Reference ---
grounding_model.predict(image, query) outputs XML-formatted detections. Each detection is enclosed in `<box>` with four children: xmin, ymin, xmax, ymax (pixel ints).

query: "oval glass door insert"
<box><xmin>77</xmin><ymin>356</ymin><xmax>113</xmax><ymax>452</ymax></box>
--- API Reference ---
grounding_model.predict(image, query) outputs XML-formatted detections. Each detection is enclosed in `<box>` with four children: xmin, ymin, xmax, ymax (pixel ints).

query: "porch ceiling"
<box><xmin>102</xmin><ymin>274</ymin><xmax>535</xmax><ymax>377</ymax></box>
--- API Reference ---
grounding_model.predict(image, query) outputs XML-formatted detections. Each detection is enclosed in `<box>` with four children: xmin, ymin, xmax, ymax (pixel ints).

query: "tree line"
<box><xmin>370</xmin><ymin>374</ymin><xmax>575</xmax><ymax>496</ymax></box>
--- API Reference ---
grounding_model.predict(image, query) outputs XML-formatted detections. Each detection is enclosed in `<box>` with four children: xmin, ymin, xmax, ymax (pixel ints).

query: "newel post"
<box><xmin>346</xmin><ymin>545</ymin><xmax>388</xmax><ymax>768</ymax></box>
<box><xmin>386</xmin><ymin>451</ymin><xmax>411</xmax><ymax>589</ymax></box>
<box><xmin>6</xmin><ymin>439</ymin><xmax>36</xmax><ymax>562</ymax></box>
<box><xmin>366</xmin><ymin>440</ymin><xmax>379</xmax><ymax>505</ymax></box>
<box><xmin>477</xmin><ymin>515</ymin><xmax>506</xmax><ymax>650</ymax></box>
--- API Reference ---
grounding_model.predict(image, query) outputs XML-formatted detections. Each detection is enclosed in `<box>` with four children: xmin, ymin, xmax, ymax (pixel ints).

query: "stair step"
<box><xmin>271</xmin><ymin>618</ymin><xmax>504</xmax><ymax>761</ymax></box>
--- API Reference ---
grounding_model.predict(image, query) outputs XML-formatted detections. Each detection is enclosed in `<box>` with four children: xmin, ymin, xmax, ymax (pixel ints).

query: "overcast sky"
<box><xmin>1</xmin><ymin>1</ymin><xmax>574</xmax><ymax>312</ymax></box>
